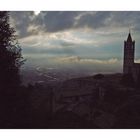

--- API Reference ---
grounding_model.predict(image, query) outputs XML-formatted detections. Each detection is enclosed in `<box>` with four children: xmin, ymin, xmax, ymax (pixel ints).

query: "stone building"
<box><xmin>123</xmin><ymin>31</ymin><xmax>140</xmax><ymax>82</ymax></box>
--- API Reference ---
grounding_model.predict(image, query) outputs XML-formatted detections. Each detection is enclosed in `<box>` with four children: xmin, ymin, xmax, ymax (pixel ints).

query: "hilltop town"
<box><xmin>25</xmin><ymin>32</ymin><xmax>140</xmax><ymax>128</ymax></box>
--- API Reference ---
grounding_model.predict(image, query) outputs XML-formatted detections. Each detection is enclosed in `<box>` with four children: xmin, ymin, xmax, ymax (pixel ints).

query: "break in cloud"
<box><xmin>10</xmin><ymin>11</ymin><xmax>140</xmax><ymax>73</ymax></box>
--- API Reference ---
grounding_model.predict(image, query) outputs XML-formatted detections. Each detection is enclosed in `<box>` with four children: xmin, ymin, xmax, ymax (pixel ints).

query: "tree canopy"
<box><xmin>0</xmin><ymin>11</ymin><xmax>24</xmax><ymax>89</ymax></box>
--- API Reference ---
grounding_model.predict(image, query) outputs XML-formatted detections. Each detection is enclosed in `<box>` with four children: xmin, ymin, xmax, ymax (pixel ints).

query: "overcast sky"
<box><xmin>10</xmin><ymin>11</ymin><xmax>140</xmax><ymax>74</ymax></box>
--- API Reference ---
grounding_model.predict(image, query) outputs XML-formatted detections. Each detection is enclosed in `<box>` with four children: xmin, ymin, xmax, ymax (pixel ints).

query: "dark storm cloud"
<box><xmin>10</xmin><ymin>11</ymin><xmax>35</xmax><ymax>37</ymax></box>
<box><xmin>75</xmin><ymin>11</ymin><xmax>112</xmax><ymax>29</ymax></box>
<box><xmin>10</xmin><ymin>11</ymin><xmax>140</xmax><ymax>37</ymax></box>
<box><xmin>74</xmin><ymin>11</ymin><xmax>140</xmax><ymax>31</ymax></box>
<box><xmin>107</xmin><ymin>11</ymin><xmax>140</xmax><ymax>28</ymax></box>
<box><xmin>35</xmin><ymin>11</ymin><xmax>112</xmax><ymax>32</ymax></box>
<box><xmin>10</xmin><ymin>11</ymin><xmax>82</xmax><ymax>37</ymax></box>
<box><xmin>39</xmin><ymin>11</ymin><xmax>80</xmax><ymax>32</ymax></box>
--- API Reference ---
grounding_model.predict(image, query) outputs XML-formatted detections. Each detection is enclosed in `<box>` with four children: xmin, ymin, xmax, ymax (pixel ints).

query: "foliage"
<box><xmin>0</xmin><ymin>11</ymin><xmax>24</xmax><ymax>88</ymax></box>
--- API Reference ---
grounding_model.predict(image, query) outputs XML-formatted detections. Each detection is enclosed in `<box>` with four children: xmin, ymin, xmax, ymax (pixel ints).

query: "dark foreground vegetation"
<box><xmin>0</xmin><ymin>73</ymin><xmax>140</xmax><ymax>129</ymax></box>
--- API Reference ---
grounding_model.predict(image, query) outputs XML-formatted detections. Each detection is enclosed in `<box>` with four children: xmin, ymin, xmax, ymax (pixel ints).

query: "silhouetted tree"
<box><xmin>0</xmin><ymin>11</ymin><xmax>24</xmax><ymax>90</ymax></box>
<box><xmin>0</xmin><ymin>11</ymin><xmax>25</xmax><ymax>128</ymax></box>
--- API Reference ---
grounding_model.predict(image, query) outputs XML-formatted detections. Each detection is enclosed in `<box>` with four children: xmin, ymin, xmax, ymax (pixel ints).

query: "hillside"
<box><xmin>50</xmin><ymin>73</ymin><xmax>140</xmax><ymax>128</ymax></box>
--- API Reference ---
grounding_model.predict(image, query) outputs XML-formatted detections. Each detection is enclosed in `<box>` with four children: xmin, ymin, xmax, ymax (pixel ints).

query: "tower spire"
<box><xmin>123</xmin><ymin>30</ymin><xmax>135</xmax><ymax>74</ymax></box>
<box><xmin>127</xmin><ymin>30</ymin><xmax>132</xmax><ymax>42</ymax></box>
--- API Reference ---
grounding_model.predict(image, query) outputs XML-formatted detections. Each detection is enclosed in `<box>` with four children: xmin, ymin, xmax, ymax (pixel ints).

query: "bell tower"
<box><xmin>123</xmin><ymin>31</ymin><xmax>135</xmax><ymax>74</ymax></box>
